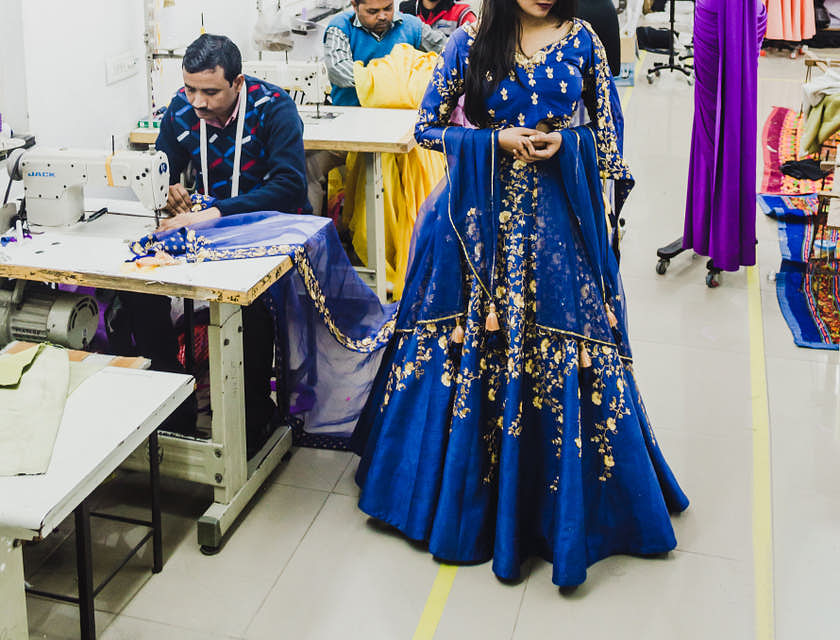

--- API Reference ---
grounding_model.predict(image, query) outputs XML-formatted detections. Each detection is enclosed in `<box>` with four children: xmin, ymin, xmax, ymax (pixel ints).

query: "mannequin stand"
<box><xmin>655</xmin><ymin>237</ymin><xmax>723</xmax><ymax>288</ymax></box>
<box><xmin>646</xmin><ymin>0</ymin><xmax>694</xmax><ymax>84</ymax></box>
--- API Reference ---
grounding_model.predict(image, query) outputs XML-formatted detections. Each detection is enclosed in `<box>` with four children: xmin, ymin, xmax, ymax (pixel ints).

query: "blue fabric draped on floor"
<box><xmin>760</xmin><ymin>195</ymin><xmax>840</xmax><ymax>350</ymax></box>
<box><xmin>131</xmin><ymin>212</ymin><xmax>397</xmax><ymax>447</ymax></box>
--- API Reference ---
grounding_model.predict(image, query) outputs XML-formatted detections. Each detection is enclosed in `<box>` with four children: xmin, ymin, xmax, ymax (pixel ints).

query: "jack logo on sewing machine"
<box><xmin>27</xmin><ymin>170</ymin><xmax>55</xmax><ymax>178</ymax></box>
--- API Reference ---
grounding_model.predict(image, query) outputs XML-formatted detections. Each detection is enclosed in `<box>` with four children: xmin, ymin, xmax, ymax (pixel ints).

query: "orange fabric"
<box><xmin>764</xmin><ymin>0</ymin><xmax>815</xmax><ymax>41</ymax></box>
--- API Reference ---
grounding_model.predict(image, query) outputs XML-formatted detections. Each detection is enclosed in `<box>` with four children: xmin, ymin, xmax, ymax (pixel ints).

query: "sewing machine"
<box><xmin>242</xmin><ymin>59</ymin><xmax>336</xmax><ymax>118</ymax></box>
<box><xmin>6</xmin><ymin>148</ymin><xmax>169</xmax><ymax>227</ymax></box>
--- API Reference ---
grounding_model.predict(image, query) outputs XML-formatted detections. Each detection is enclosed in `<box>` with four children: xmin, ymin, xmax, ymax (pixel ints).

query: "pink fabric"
<box><xmin>764</xmin><ymin>0</ymin><xmax>816</xmax><ymax>42</ymax></box>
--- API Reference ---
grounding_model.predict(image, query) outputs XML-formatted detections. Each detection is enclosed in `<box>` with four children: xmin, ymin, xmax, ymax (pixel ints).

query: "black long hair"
<box><xmin>464</xmin><ymin>0</ymin><xmax>577</xmax><ymax>127</ymax></box>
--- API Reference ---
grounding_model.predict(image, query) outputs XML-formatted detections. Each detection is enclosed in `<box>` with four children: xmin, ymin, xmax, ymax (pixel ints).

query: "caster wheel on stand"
<box><xmin>705</xmin><ymin>259</ymin><xmax>721</xmax><ymax>288</ymax></box>
<box><xmin>656</xmin><ymin>259</ymin><xmax>669</xmax><ymax>275</ymax></box>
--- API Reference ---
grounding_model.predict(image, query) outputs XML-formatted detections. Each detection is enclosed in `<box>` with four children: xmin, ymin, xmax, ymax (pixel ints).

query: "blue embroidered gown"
<box><xmin>352</xmin><ymin>20</ymin><xmax>689</xmax><ymax>587</ymax></box>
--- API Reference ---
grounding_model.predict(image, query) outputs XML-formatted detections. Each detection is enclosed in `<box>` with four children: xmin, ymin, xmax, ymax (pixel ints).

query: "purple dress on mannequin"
<box><xmin>683</xmin><ymin>0</ymin><xmax>767</xmax><ymax>272</ymax></box>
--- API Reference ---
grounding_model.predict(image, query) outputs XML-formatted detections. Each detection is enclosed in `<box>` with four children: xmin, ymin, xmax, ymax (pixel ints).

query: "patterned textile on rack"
<box><xmin>757</xmin><ymin>193</ymin><xmax>819</xmax><ymax>219</ymax></box>
<box><xmin>761</xmin><ymin>106</ymin><xmax>837</xmax><ymax>194</ymax></box>
<box><xmin>761</xmin><ymin>197</ymin><xmax>840</xmax><ymax>349</ymax></box>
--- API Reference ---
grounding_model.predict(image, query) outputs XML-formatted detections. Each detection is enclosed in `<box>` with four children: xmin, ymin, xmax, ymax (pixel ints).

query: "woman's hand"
<box><xmin>498</xmin><ymin>128</ymin><xmax>563</xmax><ymax>163</ymax></box>
<box><xmin>524</xmin><ymin>131</ymin><xmax>563</xmax><ymax>161</ymax></box>
<box><xmin>156</xmin><ymin>207</ymin><xmax>221</xmax><ymax>232</ymax></box>
<box><xmin>498</xmin><ymin>127</ymin><xmax>541</xmax><ymax>162</ymax></box>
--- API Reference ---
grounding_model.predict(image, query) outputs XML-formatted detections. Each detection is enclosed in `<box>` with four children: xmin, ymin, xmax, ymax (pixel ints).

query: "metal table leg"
<box><xmin>0</xmin><ymin>537</ymin><xmax>28</xmax><ymax>639</ymax></box>
<box><xmin>149</xmin><ymin>430</ymin><xmax>163</xmax><ymax>573</ymax></box>
<box><xmin>74</xmin><ymin>501</ymin><xmax>95</xmax><ymax>640</ymax></box>
<box><xmin>196</xmin><ymin>301</ymin><xmax>292</xmax><ymax>552</ymax></box>
<box><xmin>364</xmin><ymin>151</ymin><xmax>388</xmax><ymax>301</ymax></box>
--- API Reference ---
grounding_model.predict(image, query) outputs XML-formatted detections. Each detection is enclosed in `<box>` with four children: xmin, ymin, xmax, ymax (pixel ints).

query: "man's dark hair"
<box><xmin>183</xmin><ymin>34</ymin><xmax>242</xmax><ymax>85</ymax></box>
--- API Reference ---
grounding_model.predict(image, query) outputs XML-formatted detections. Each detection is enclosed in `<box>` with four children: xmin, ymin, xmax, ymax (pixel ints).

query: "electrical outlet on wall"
<box><xmin>105</xmin><ymin>51</ymin><xmax>140</xmax><ymax>85</ymax></box>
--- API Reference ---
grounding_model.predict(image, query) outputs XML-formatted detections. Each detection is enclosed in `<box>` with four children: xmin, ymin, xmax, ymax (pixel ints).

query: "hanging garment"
<box><xmin>342</xmin><ymin>44</ymin><xmax>447</xmax><ymax>299</ymax></box>
<box><xmin>351</xmin><ymin>22</ymin><xmax>689</xmax><ymax>587</ymax></box>
<box><xmin>764</xmin><ymin>0</ymin><xmax>816</xmax><ymax>41</ymax></box>
<box><xmin>801</xmin><ymin>93</ymin><xmax>840</xmax><ymax>154</ymax></box>
<box><xmin>683</xmin><ymin>0</ymin><xmax>767</xmax><ymax>271</ymax></box>
<box><xmin>781</xmin><ymin>158</ymin><xmax>831</xmax><ymax>180</ymax></box>
<box><xmin>802</xmin><ymin>67</ymin><xmax>840</xmax><ymax>116</ymax></box>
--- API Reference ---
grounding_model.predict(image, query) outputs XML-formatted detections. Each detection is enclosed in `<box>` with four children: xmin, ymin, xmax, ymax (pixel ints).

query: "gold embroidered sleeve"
<box><xmin>414</xmin><ymin>26</ymin><xmax>471</xmax><ymax>152</ymax></box>
<box><xmin>580</xmin><ymin>23</ymin><xmax>631</xmax><ymax>182</ymax></box>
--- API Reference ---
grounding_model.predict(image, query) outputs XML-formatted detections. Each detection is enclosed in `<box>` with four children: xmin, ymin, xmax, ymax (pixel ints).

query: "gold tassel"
<box><xmin>579</xmin><ymin>342</ymin><xmax>592</xmax><ymax>368</ymax></box>
<box><xmin>451</xmin><ymin>319</ymin><xmax>465</xmax><ymax>344</ymax></box>
<box><xmin>485</xmin><ymin>303</ymin><xmax>500</xmax><ymax>332</ymax></box>
<box><xmin>606</xmin><ymin>304</ymin><xmax>618</xmax><ymax>329</ymax></box>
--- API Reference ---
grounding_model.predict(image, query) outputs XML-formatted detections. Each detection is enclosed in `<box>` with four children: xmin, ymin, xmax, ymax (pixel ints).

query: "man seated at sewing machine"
<box><xmin>117</xmin><ymin>33</ymin><xmax>310</xmax><ymax>456</ymax></box>
<box><xmin>323</xmin><ymin>0</ymin><xmax>445</xmax><ymax>107</ymax></box>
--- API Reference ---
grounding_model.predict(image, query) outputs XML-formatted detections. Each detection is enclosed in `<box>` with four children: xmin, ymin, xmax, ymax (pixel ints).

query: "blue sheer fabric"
<box><xmin>351</xmin><ymin>20</ymin><xmax>689</xmax><ymax>586</ymax></box>
<box><xmin>131</xmin><ymin>212</ymin><xmax>397</xmax><ymax>443</ymax></box>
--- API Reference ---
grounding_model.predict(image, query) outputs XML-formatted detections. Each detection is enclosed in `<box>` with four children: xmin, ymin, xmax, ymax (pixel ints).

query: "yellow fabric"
<box><xmin>353</xmin><ymin>43</ymin><xmax>440</xmax><ymax>109</ymax></box>
<box><xmin>343</xmin><ymin>44</ymin><xmax>446</xmax><ymax>299</ymax></box>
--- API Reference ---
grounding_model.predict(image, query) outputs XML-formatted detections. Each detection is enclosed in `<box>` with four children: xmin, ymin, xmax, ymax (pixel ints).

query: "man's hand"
<box><xmin>165</xmin><ymin>184</ymin><xmax>193</xmax><ymax>214</ymax></box>
<box><xmin>156</xmin><ymin>207</ymin><xmax>221</xmax><ymax>232</ymax></box>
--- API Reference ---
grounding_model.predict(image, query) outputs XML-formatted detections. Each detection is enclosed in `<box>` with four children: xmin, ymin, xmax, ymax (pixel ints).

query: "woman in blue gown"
<box><xmin>351</xmin><ymin>0</ymin><xmax>690</xmax><ymax>587</ymax></box>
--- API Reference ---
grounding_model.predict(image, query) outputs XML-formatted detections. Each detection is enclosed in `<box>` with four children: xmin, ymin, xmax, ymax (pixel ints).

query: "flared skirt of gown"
<box><xmin>354</xmin><ymin>159</ymin><xmax>689</xmax><ymax>586</ymax></box>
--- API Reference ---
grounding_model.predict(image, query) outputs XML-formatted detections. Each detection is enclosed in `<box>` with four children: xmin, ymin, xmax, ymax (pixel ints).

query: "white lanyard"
<box><xmin>199</xmin><ymin>80</ymin><xmax>247</xmax><ymax>198</ymax></box>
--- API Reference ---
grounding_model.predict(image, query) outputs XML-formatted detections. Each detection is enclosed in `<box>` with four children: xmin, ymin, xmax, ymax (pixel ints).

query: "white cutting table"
<box><xmin>0</xmin><ymin>211</ymin><xmax>295</xmax><ymax>553</ymax></box>
<box><xmin>0</xmin><ymin>360</ymin><xmax>193</xmax><ymax>640</ymax></box>
<box><xmin>129</xmin><ymin>105</ymin><xmax>419</xmax><ymax>300</ymax></box>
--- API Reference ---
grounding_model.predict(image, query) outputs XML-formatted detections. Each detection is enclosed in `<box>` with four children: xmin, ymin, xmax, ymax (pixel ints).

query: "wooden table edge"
<box><xmin>0</xmin><ymin>254</ymin><xmax>293</xmax><ymax>306</ymax></box>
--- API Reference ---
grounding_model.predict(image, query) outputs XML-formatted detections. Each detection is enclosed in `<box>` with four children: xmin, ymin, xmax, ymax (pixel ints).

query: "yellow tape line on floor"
<box><xmin>747</xmin><ymin>265</ymin><xmax>775</xmax><ymax>640</ymax></box>
<box><xmin>413</xmin><ymin>564</ymin><xmax>458</xmax><ymax>640</ymax></box>
<box><xmin>620</xmin><ymin>51</ymin><xmax>648</xmax><ymax>107</ymax></box>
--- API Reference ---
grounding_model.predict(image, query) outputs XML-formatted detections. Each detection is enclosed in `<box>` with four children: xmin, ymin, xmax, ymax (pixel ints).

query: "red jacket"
<box><xmin>398</xmin><ymin>0</ymin><xmax>477</xmax><ymax>37</ymax></box>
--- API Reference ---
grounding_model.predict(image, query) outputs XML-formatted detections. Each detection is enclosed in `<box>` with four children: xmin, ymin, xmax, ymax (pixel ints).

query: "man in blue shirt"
<box><xmin>323</xmin><ymin>0</ymin><xmax>445</xmax><ymax>106</ymax></box>
<box><xmin>116</xmin><ymin>34</ymin><xmax>308</xmax><ymax>456</ymax></box>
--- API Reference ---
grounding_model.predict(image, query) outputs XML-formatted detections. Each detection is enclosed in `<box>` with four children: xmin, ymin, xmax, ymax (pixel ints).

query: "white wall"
<box><xmin>0</xmin><ymin>0</ymin><xmax>29</xmax><ymax>135</ymax></box>
<box><xmin>13</xmin><ymin>0</ymin><xmax>333</xmax><ymax>151</ymax></box>
<box><xmin>20</xmin><ymin>0</ymin><xmax>148</xmax><ymax>149</ymax></box>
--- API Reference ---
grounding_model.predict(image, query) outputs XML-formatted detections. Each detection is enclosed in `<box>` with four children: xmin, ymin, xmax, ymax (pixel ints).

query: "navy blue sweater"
<box><xmin>156</xmin><ymin>76</ymin><xmax>311</xmax><ymax>215</ymax></box>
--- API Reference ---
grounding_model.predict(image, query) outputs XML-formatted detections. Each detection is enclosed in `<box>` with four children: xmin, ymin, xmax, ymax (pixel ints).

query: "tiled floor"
<box><xmin>22</xmin><ymin>47</ymin><xmax>839</xmax><ymax>640</ymax></box>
